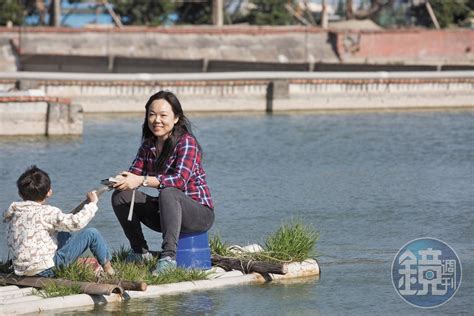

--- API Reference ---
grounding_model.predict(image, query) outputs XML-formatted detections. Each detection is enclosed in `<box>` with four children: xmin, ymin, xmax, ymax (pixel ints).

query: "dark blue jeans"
<box><xmin>36</xmin><ymin>227</ymin><xmax>111</xmax><ymax>277</ymax></box>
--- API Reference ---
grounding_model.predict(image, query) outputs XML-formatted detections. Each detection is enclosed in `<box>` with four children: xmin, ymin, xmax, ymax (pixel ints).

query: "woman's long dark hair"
<box><xmin>142</xmin><ymin>91</ymin><xmax>200</xmax><ymax>173</ymax></box>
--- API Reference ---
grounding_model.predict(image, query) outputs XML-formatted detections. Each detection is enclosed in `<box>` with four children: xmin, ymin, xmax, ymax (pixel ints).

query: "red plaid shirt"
<box><xmin>129</xmin><ymin>133</ymin><xmax>214</xmax><ymax>210</ymax></box>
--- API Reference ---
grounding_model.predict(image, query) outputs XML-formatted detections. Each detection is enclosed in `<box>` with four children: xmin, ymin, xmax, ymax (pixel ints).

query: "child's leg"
<box><xmin>57</xmin><ymin>231</ymin><xmax>72</xmax><ymax>248</ymax></box>
<box><xmin>54</xmin><ymin>227</ymin><xmax>111</xmax><ymax>269</ymax></box>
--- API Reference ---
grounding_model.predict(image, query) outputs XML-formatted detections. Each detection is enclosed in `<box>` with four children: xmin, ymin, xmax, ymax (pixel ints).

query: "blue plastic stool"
<box><xmin>176</xmin><ymin>231</ymin><xmax>211</xmax><ymax>269</ymax></box>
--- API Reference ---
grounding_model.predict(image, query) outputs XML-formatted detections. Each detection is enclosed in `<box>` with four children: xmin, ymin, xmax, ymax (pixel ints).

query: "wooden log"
<box><xmin>211</xmin><ymin>255</ymin><xmax>288</xmax><ymax>275</ymax></box>
<box><xmin>117</xmin><ymin>280</ymin><xmax>147</xmax><ymax>292</ymax></box>
<box><xmin>0</xmin><ymin>273</ymin><xmax>123</xmax><ymax>296</ymax></box>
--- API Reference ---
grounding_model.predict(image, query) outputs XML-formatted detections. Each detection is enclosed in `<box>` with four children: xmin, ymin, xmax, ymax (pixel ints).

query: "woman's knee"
<box><xmin>159</xmin><ymin>187</ymin><xmax>181</xmax><ymax>201</ymax></box>
<box><xmin>159</xmin><ymin>187</ymin><xmax>182</xmax><ymax>214</ymax></box>
<box><xmin>112</xmin><ymin>189</ymin><xmax>134</xmax><ymax>208</ymax></box>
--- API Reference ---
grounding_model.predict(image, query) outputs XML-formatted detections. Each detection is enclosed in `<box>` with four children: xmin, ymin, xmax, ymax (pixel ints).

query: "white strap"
<box><xmin>127</xmin><ymin>189</ymin><xmax>136</xmax><ymax>221</ymax></box>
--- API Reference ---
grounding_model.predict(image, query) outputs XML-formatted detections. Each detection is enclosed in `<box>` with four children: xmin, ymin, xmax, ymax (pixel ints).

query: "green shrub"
<box><xmin>33</xmin><ymin>283</ymin><xmax>82</xmax><ymax>298</ymax></box>
<box><xmin>148</xmin><ymin>268</ymin><xmax>209</xmax><ymax>285</ymax></box>
<box><xmin>264</xmin><ymin>221</ymin><xmax>319</xmax><ymax>262</ymax></box>
<box><xmin>209</xmin><ymin>233</ymin><xmax>232</xmax><ymax>257</ymax></box>
<box><xmin>111</xmin><ymin>246</ymin><xmax>131</xmax><ymax>263</ymax></box>
<box><xmin>105</xmin><ymin>260</ymin><xmax>153</xmax><ymax>284</ymax></box>
<box><xmin>53</xmin><ymin>261</ymin><xmax>96</xmax><ymax>282</ymax></box>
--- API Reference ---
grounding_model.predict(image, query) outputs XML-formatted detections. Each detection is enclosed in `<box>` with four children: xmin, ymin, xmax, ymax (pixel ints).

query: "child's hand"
<box><xmin>87</xmin><ymin>190</ymin><xmax>98</xmax><ymax>204</ymax></box>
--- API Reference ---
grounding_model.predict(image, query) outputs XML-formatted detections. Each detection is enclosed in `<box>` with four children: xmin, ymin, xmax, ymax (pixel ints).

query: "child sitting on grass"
<box><xmin>3</xmin><ymin>165</ymin><xmax>114</xmax><ymax>277</ymax></box>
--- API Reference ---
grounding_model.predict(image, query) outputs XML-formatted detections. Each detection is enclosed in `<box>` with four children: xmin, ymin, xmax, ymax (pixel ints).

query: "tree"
<box><xmin>22</xmin><ymin>0</ymin><xmax>48</xmax><ymax>25</ymax></box>
<box><xmin>346</xmin><ymin>0</ymin><xmax>394</xmax><ymax>20</ymax></box>
<box><xmin>109</xmin><ymin>0</ymin><xmax>174</xmax><ymax>26</ymax></box>
<box><xmin>411</xmin><ymin>0</ymin><xmax>472</xmax><ymax>28</ymax></box>
<box><xmin>335</xmin><ymin>0</ymin><xmax>345</xmax><ymax>18</ymax></box>
<box><xmin>247</xmin><ymin>0</ymin><xmax>295</xmax><ymax>25</ymax></box>
<box><xmin>110</xmin><ymin>0</ymin><xmax>213</xmax><ymax>26</ymax></box>
<box><xmin>174</xmin><ymin>0</ymin><xmax>212</xmax><ymax>25</ymax></box>
<box><xmin>0</xmin><ymin>0</ymin><xmax>25</xmax><ymax>26</ymax></box>
<box><xmin>376</xmin><ymin>3</ymin><xmax>407</xmax><ymax>28</ymax></box>
<box><xmin>48</xmin><ymin>0</ymin><xmax>61</xmax><ymax>26</ymax></box>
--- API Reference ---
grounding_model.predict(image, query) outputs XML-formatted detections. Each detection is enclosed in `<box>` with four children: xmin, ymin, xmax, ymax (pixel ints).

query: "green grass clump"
<box><xmin>111</xmin><ymin>246</ymin><xmax>131</xmax><ymax>263</ymax></box>
<box><xmin>106</xmin><ymin>260</ymin><xmax>152</xmax><ymax>283</ymax></box>
<box><xmin>106</xmin><ymin>248</ymin><xmax>208</xmax><ymax>286</ymax></box>
<box><xmin>209</xmin><ymin>233</ymin><xmax>232</xmax><ymax>257</ymax></box>
<box><xmin>147</xmin><ymin>268</ymin><xmax>209</xmax><ymax>285</ymax></box>
<box><xmin>264</xmin><ymin>221</ymin><xmax>319</xmax><ymax>262</ymax></box>
<box><xmin>33</xmin><ymin>283</ymin><xmax>82</xmax><ymax>298</ymax></box>
<box><xmin>53</xmin><ymin>261</ymin><xmax>96</xmax><ymax>282</ymax></box>
<box><xmin>2</xmin><ymin>248</ymin><xmax>209</xmax><ymax>298</ymax></box>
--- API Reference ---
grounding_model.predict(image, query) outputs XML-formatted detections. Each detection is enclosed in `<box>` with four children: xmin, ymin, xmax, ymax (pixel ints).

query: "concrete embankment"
<box><xmin>0</xmin><ymin>71</ymin><xmax>473</xmax><ymax>114</ymax></box>
<box><xmin>0</xmin><ymin>259</ymin><xmax>319</xmax><ymax>315</ymax></box>
<box><xmin>0</xmin><ymin>95</ymin><xmax>82</xmax><ymax>136</ymax></box>
<box><xmin>0</xmin><ymin>26</ymin><xmax>472</xmax><ymax>72</ymax></box>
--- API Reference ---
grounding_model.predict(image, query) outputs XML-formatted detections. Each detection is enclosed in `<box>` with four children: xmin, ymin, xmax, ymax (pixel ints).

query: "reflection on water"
<box><xmin>1</xmin><ymin>110</ymin><xmax>473</xmax><ymax>314</ymax></box>
<box><xmin>270</xmin><ymin>274</ymin><xmax>320</xmax><ymax>286</ymax></box>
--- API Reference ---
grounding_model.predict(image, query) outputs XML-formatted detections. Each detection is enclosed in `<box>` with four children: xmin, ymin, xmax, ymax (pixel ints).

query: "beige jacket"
<box><xmin>3</xmin><ymin>200</ymin><xmax>98</xmax><ymax>276</ymax></box>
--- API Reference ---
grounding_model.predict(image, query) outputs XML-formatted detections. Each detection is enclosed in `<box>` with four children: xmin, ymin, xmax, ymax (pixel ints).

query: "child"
<box><xmin>3</xmin><ymin>165</ymin><xmax>114</xmax><ymax>277</ymax></box>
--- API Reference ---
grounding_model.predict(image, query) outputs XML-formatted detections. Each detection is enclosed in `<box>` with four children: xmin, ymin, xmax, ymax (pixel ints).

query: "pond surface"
<box><xmin>1</xmin><ymin>110</ymin><xmax>473</xmax><ymax>315</ymax></box>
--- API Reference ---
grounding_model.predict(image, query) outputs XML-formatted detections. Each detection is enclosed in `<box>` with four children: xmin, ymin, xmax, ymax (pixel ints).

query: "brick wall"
<box><xmin>337</xmin><ymin>30</ymin><xmax>474</xmax><ymax>63</ymax></box>
<box><xmin>0</xmin><ymin>26</ymin><xmax>473</xmax><ymax>74</ymax></box>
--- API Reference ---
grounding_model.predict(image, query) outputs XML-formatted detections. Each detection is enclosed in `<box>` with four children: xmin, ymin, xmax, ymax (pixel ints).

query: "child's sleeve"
<box><xmin>43</xmin><ymin>203</ymin><xmax>98</xmax><ymax>232</ymax></box>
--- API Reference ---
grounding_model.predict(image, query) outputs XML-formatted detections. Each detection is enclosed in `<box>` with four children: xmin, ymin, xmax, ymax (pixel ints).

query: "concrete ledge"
<box><xmin>1</xmin><ymin>71</ymin><xmax>473</xmax><ymax>113</ymax></box>
<box><xmin>0</xmin><ymin>79</ymin><xmax>15</xmax><ymax>91</ymax></box>
<box><xmin>0</xmin><ymin>96</ymin><xmax>83</xmax><ymax>136</ymax></box>
<box><xmin>1</xmin><ymin>70</ymin><xmax>474</xmax><ymax>81</ymax></box>
<box><xmin>272</xmin><ymin>91</ymin><xmax>474</xmax><ymax>111</ymax></box>
<box><xmin>0</xmin><ymin>260</ymin><xmax>320</xmax><ymax>315</ymax></box>
<box><xmin>0</xmin><ymin>96</ymin><xmax>71</xmax><ymax>103</ymax></box>
<box><xmin>1</xmin><ymin>293</ymin><xmax>97</xmax><ymax>315</ymax></box>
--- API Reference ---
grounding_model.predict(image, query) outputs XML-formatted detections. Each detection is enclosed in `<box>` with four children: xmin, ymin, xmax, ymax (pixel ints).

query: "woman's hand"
<box><xmin>87</xmin><ymin>190</ymin><xmax>98</xmax><ymax>204</ymax></box>
<box><xmin>113</xmin><ymin>171</ymin><xmax>143</xmax><ymax>191</ymax></box>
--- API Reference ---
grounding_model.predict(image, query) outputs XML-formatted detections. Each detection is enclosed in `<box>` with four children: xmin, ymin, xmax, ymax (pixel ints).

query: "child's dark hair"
<box><xmin>17</xmin><ymin>165</ymin><xmax>51</xmax><ymax>202</ymax></box>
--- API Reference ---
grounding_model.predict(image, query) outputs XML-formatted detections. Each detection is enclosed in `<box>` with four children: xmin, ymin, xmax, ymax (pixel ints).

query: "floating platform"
<box><xmin>0</xmin><ymin>259</ymin><xmax>319</xmax><ymax>315</ymax></box>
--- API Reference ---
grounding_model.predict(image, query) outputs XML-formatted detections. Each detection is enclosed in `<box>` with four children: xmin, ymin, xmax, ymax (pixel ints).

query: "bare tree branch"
<box><xmin>347</xmin><ymin>0</ymin><xmax>394</xmax><ymax>20</ymax></box>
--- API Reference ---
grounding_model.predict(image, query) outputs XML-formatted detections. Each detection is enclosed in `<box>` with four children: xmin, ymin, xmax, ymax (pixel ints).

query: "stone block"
<box><xmin>46</xmin><ymin>102</ymin><xmax>83</xmax><ymax>135</ymax></box>
<box><xmin>0</xmin><ymin>101</ymin><xmax>48</xmax><ymax>135</ymax></box>
<box><xmin>0</xmin><ymin>99</ymin><xmax>83</xmax><ymax>136</ymax></box>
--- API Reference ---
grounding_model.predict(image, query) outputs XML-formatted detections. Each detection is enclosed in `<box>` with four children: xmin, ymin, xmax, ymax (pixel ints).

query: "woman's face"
<box><xmin>147</xmin><ymin>99</ymin><xmax>179</xmax><ymax>141</ymax></box>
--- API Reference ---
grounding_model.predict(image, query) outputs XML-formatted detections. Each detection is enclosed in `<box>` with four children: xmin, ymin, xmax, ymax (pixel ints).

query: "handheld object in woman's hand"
<box><xmin>100</xmin><ymin>177</ymin><xmax>120</xmax><ymax>187</ymax></box>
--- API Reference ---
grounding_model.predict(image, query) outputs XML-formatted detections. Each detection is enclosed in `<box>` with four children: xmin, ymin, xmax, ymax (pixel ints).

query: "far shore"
<box><xmin>1</xmin><ymin>71</ymin><xmax>473</xmax><ymax>114</ymax></box>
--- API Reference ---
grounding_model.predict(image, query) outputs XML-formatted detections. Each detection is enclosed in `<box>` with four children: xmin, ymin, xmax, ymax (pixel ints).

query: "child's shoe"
<box><xmin>77</xmin><ymin>257</ymin><xmax>102</xmax><ymax>276</ymax></box>
<box><xmin>103</xmin><ymin>261</ymin><xmax>115</xmax><ymax>277</ymax></box>
<box><xmin>152</xmin><ymin>256</ymin><xmax>177</xmax><ymax>275</ymax></box>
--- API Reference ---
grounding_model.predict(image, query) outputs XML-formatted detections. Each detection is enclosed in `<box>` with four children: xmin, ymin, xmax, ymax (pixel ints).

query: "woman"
<box><xmin>111</xmin><ymin>91</ymin><xmax>214</xmax><ymax>275</ymax></box>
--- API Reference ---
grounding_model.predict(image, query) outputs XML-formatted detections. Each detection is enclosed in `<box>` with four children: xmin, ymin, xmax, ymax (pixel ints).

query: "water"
<box><xmin>0</xmin><ymin>110</ymin><xmax>473</xmax><ymax>314</ymax></box>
